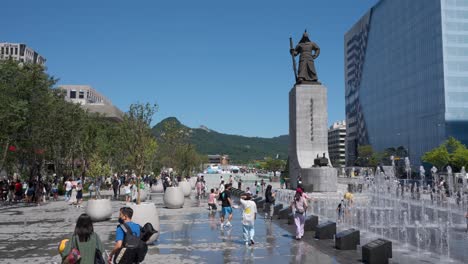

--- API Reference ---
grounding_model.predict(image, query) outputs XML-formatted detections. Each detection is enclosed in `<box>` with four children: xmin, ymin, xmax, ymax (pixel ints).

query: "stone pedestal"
<box><xmin>273</xmin><ymin>204</ymin><xmax>284</xmax><ymax>216</ymax></box>
<box><xmin>314</xmin><ymin>221</ymin><xmax>336</xmax><ymax>239</ymax></box>
<box><xmin>335</xmin><ymin>229</ymin><xmax>360</xmax><ymax>250</ymax></box>
<box><xmin>278</xmin><ymin>207</ymin><xmax>290</xmax><ymax>219</ymax></box>
<box><xmin>362</xmin><ymin>239</ymin><xmax>392</xmax><ymax>264</ymax></box>
<box><xmin>305</xmin><ymin>215</ymin><xmax>319</xmax><ymax>231</ymax></box>
<box><xmin>288</xmin><ymin>213</ymin><xmax>295</xmax><ymax>225</ymax></box>
<box><xmin>256</xmin><ymin>200</ymin><xmax>265</xmax><ymax>210</ymax></box>
<box><xmin>289</xmin><ymin>84</ymin><xmax>337</xmax><ymax>192</ymax></box>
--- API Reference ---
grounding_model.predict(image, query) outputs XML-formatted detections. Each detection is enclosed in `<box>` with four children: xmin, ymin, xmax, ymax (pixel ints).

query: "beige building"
<box><xmin>59</xmin><ymin>85</ymin><xmax>123</xmax><ymax>122</ymax></box>
<box><xmin>0</xmin><ymin>43</ymin><xmax>46</xmax><ymax>65</ymax></box>
<box><xmin>328</xmin><ymin>120</ymin><xmax>346</xmax><ymax>168</ymax></box>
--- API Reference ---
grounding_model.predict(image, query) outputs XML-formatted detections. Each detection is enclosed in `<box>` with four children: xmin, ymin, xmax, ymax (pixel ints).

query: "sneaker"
<box><xmin>245</xmin><ymin>242</ymin><xmax>249</xmax><ymax>246</ymax></box>
<box><xmin>250</xmin><ymin>239</ymin><xmax>255</xmax><ymax>245</ymax></box>
<box><xmin>225</xmin><ymin>222</ymin><xmax>232</xmax><ymax>228</ymax></box>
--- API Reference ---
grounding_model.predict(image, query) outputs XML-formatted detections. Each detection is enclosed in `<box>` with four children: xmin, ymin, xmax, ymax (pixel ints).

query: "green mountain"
<box><xmin>151</xmin><ymin>117</ymin><xmax>289</xmax><ymax>163</ymax></box>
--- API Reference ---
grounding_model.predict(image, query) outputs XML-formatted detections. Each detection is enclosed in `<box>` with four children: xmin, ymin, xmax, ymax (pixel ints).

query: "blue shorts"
<box><xmin>222</xmin><ymin>206</ymin><xmax>232</xmax><ymax>216</ymax></box>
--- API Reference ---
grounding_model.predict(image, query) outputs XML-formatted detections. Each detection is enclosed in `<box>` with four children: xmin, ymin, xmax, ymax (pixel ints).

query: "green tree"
<box><xmin>264</xmin><ymin>157</ymin><xmax>286</xmax><ymax>177</ymax></box>
<box><xmin>174</xmin><ymin>144</ymin><xmax>202</xmax><ymax>178</ymax></box>
<box><xmin>452</xmin><ymin>146</ymin><xmax>468</xmax><ymax>169</ymax></box>
<box><xmin>87</xmin><ymin>153</ymin><xmax>111</xmax><ymax>198</ymax></box>
<box><xmin>355</xmin><ymin>145</ymin><xmax>374</xmax><ymax>167</ymax></box>
<box><xmin>422</xmin><ymin>145</ymin><xmax>450</xmax><ymax>170</ymax></box>
<box><xmin>120</xmin><ymin>102</ymin><xmax>158</xmax><ymax>204</ymax></box>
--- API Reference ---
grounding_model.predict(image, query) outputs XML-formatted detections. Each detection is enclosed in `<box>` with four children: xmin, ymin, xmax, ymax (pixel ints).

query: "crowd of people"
<box><xmin>0</xmin><ymin>177</ymin><xmax>59</xmax><ymax>205</ymax></box>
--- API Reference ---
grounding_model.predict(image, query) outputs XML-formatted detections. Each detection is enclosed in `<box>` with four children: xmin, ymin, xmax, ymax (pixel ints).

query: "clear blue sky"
<box><xmin>2</xmin><ymin>0</ymin><xmax>378</xmax><ymax>138</ymax></box>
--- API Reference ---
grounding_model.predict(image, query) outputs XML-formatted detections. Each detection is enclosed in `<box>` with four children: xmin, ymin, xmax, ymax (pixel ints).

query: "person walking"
<box><xmin>76</xmin><ymin>182</ymin><xmax>83</xmax><ymax>207</ymax></box>
<box><xmin>219</xmin><ymin>184</ymin><xmax>233</xmax><ymax>229</ymax></box>
<box><xmin>264</xmin><ymin>185</ymin><xmax>276</xmax><ymax>220</ymax></box>
<box><xmin>64</xmin><ymin>178</ymin><xmax>72</xmax><ymax>202</ymax></box>
<box><xmin>336</xmin><ymin>200</ymin><xmax>344</xmax><ymax>222</ymax></box>
<box><xmin>95</xmin><ymin>177</ymin><xmax>102</xmax><ymax>199</ymax></box>
<box><xmin>240</xmin><ymin>193</ymin><xmax>257</xmax><ymax>246</ymax></box>
<box><xmin>124</xmin><ymin>181</ymin><xmax>131</xmax><ymax>203</ymax></box>
<box><xmin>291</xmin><ymin>188</ymin><xmax>308</xmax><ymax>240</ymax></box>
<box><xmin>112</xmin><ymin>177</ymin><xmax>120</xmax><ymax>200</ymax></box>
<box><xmin>208</xmin><ymin>188</ymin><xmax>218</xmax><ymax>212</ymax></box>
<box><xmin>108</xmin><ymin>207</ymin><xmax>142</xmax><ymax>264</ymax></box>
<box><xmin>465</xmin><ymin>209</ymin><xmax>468</xmax><ymax>232</ymax></box>
<box><xmin>60</xmin><ymin>213</ymin><xmax>104</xmax><ymax>264</ymax></box>
<box><xmin>219</xmin><ymin>180</ymin><xmax>225</xmax><ymax>194</ymax></box>
<box><xmin>196</xmin><ymin>178</ymin><xmax>203</xmax><ymax>199</ymax></box>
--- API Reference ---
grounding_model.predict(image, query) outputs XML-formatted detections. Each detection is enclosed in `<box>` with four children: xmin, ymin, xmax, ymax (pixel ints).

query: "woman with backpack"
<box><xmin>264</xmin><ymin>185</ymin><xmax>276</xmax><ymax>220</ymax></box>
<box><xmin>291</xmin><ymin>188</ymin><xmax>308</xmax><ymax>240</ymax></box>
<box><xmin>60</xmin><ymin>213</ymin><xmax>104</xmax><ymax>264</ymax></box>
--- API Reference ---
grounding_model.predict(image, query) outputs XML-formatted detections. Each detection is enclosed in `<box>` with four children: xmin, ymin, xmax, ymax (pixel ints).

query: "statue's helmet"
<box><xmin>299</xmin><ymin>30</ymin><xmax>311</xmax><ymax>43</ymax></box>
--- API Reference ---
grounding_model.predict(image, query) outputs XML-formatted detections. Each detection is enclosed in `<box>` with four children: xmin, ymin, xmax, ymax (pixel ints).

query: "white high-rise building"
<box><xmin>0</xmin><ymin>43</ymin><xmax>46</xmax><ymax>65</ymax></box>
<box><xmin>328</xmin><ymin>120</ymin><xmax>346</xmax><ymax>168</ymax></box>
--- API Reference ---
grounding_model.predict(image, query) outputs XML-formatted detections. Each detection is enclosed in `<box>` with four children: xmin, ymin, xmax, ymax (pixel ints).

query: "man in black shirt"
<box><xmin>219</xmin><ymin>184</ymin><xmax>233</xmax><ymax>228</ymax></box>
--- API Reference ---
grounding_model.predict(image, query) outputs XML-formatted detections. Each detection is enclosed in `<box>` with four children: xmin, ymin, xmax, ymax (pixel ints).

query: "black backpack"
<box><xmin>140</xmin><ymin>223</ymin><xmax>158</xmax><ymax>243</ymax></box>
<box><xmin>114</xmin><ymin>223</ymin><xmax>148</xmax><ymax>264</ymax></box>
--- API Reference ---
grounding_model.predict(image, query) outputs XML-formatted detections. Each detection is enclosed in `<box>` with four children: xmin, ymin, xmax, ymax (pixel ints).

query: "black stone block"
<box><xmin>335</xmin><ymin>228</ymin><xmax>360</xmax><ymax>250</ymax></box>
<box><xmin>278</xmin><ymin>208</ymin><xmax>290</xmax><ymax>219</ymax></box>
<box><xmin>305</xmin><ymin>215</ymin><xmax>319</xmax><ymax>231</ymax></box>
<box><xmin>362</xmin><ymin>239</ymin><xmax>392</xmax><ymax>264</ymax></box>
<box><xmin>256</xmin><ymin>199</ymin><xmax>265</xmax><ymax>209</ymax></box>
<box><xmin>288</xmin><ymin>213</ymin><xmax>295</xmax><ymax>225</ymax></box>
<box><xmin>273</xmin><ymin>204</ymin><xmax>284</xmax><ymax>216</ymax></box>
<box><xmin>314</xmin><ymin>221</ymin><xmax>336</xmax><ymax>239</ymax></box>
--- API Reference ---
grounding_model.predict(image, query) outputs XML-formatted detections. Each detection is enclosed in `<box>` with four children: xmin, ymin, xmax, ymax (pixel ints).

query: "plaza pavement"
<box><xmin>0</xmin><ymin>188</ymin><xmax>466</xmax><ymax>264</ymax></box>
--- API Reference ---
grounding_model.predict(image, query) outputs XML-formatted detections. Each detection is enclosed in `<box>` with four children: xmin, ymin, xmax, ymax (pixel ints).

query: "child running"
<box><xmin>240</xmin><ymin>193</ymin><xmax>257</xmax><ymax>246</ymax></box>
<box><xmin>208</xmin><ymin>188</ymin><xmax>218</xmax><ymax>212</ymax></box>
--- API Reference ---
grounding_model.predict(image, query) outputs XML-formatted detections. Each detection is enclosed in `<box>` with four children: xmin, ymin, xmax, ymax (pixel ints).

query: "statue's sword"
<box><xmin>289</xmin><ymin>37</ymin><xmax>298</xmax><ymax>82</ymax></box>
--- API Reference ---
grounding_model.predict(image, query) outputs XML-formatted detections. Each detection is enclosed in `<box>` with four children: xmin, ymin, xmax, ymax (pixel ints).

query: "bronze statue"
<box><xmin>290</xmin><ymin>30</ymin><xmax>320</xmax><ymax>84</ymax></box>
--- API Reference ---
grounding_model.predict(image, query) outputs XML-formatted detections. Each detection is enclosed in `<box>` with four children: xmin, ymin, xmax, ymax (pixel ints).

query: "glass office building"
<box><xmin>345</xmin><ymin>0</ymin><xmax>468</xmax><ymax>166</ymax></box>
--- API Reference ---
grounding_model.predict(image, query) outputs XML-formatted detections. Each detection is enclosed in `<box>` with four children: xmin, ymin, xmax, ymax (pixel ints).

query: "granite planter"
<box><xmin>151</xmin><ymin>183</ymin><xmax>164</xmax><ymax>193</ymax></box>
<box><xmin>163</xmin><ymin>186</ymin><xmax>185</xmax><ymax>209</ymax></box>
<box><xmin>139</xmin><ymin>189</ymin><xmax>148</xmax><ymax>202</ymax></box>
<box><xmin>179</xmin><ymin>181</ymin><xmax>191</xmax><ymax>197</ymax></box>
<box><xmin>86</xmin><ymin>199</ymin><xmax>112</xmax><ymax>222</ymax></box>
<box><xmin>127</xmin><ymin>202</ymin><xmax>160</xmax><ymax>243</ymax></box>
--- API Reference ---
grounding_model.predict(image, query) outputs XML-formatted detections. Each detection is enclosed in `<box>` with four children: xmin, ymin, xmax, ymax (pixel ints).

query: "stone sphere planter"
<box><xmin>86</xmin><ymin>199</ymin><xmax>112</xmax><ymax>222</ymax></box>
<box><xmin>151</xmin><ymin>183</ymin><xmax>164</xmax><ymax>193</ymax></box>
<box><xmin>127</xmin><ymin>202</ymin><xmax>160</xmax><ymax>243</ymax></box>
<box><xmin>163</xmin><ymin>186</ymin><xmax>184</xmax><ymax>209</ymax></box>
<box><xmin>179</xmin><ymin>181</ymin><xmax>191</xmax><ymax>197</ymax></box>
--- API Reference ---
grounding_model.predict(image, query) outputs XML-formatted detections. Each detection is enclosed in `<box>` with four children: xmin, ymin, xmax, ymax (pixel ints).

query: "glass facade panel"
<box><xmin>442</xmin><ymin>0</ymin><xmax>468</xmax><ymax>145</ymax></box>
<box><xmin>345</xmin><ymin>0</ymin><xmax>447</xmax><ymax>166</ymax></box>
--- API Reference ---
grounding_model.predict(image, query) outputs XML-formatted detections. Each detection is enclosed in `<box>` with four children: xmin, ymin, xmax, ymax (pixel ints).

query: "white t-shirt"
<box><xmin>240</xmin><ymin>199</ymin><xmax>257</xmax><ymax>226</ymax></box>
<box><xmin>65</xmin><ymin>181</ymin><xmax>72</xmax><ymax>191</ymax></box>
<box><xmin>124</xmin><ymin>185</ymin><xmax>131</xmax><ymax>194</ymax></box>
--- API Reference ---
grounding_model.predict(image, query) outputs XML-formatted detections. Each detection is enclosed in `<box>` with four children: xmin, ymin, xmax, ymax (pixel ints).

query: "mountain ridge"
<box><xmin>152</xmin><ymin>117</ymin><xmax>289</xmax><ymax>163</ymax></box>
